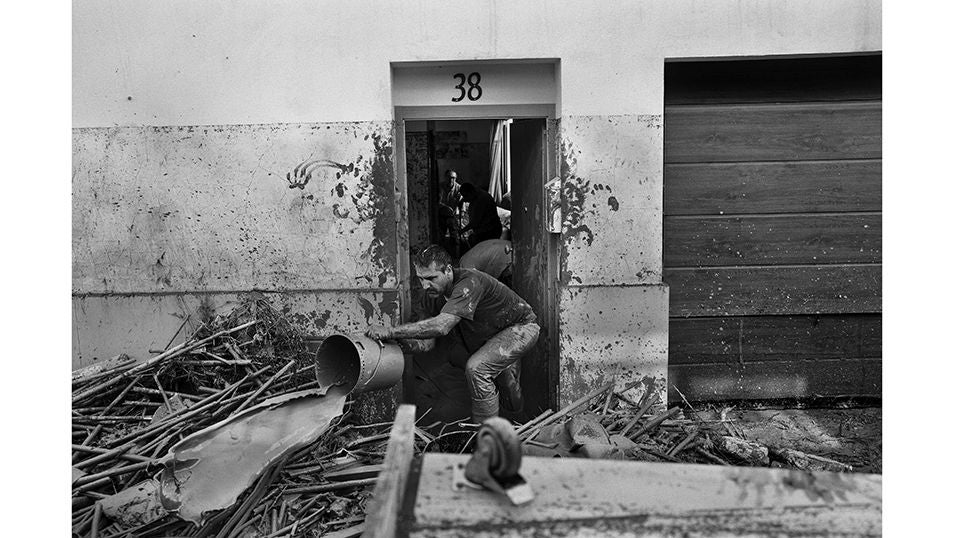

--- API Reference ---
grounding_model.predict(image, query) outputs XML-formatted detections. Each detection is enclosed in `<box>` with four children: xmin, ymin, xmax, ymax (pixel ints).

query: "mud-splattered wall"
<box><xmin>72</xmin><ymin>122</ymin><xmax>399</xmax><ymax>367</ymax></box>
<box><xmin>73</xmin><ymin>0</ymin><xmax>881</xmax><ymax>411</ymax></box>
<box><xmin>556</xmin><ymin>115</ymin><xmax>668</xmax><ymax>406</ymax></box>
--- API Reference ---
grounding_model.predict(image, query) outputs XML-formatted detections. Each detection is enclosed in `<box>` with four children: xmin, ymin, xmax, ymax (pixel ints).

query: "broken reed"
<box><xmin>71</xmin><ymin>295</ymin><xmax>854</xmax><ymax>537</ymax></box>
<box><xmin>70</xmin><ymin>296</ymin><xmax>418</xmax><ymax>537</ymax></box>
<box><xmin>512</xmin><ymin>380</ymin><xmax>853</xmax><ymax>472</ymax></box>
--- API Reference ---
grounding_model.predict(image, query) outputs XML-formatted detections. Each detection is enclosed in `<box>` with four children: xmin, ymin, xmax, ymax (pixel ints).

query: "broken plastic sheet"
<box><xmin>158</xmin><ymin>385</ymin><xmax>349</xmax><ymax>525</ymax></box>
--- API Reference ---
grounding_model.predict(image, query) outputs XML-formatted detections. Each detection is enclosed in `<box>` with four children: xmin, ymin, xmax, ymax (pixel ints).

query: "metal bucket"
<box><xmin>315</xmin><ymin>333</ymin><xmax>404</xmax><ymax>394</ymax></box>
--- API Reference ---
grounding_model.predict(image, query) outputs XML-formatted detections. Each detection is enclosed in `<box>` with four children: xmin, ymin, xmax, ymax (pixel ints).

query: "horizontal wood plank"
<box><xmin>665</xmin><ymin>265</ymin><xmax>881</xmax><ymax>317</ymax></box>
<box><xmin>669</xmin><ymin>314</ymin><xmax>881</xmax><ymax>365</ymax></box>
<box><xmin>664</xmin><ymin>160</ymin><xmax>882</xmax><ymax>215</ymax></box>
<box><xmin>664</xmin><ymin>213</ymin><xmax>881</xmax><ymax>267</ymax></box>
<box><xmin>665</xmin><ymin>101</ymin><xmax>881</xmax><ymax>163</ymax></box>
<box><xmin>668</xmin><ymin>358</ymin><xmax>882</xmax><ymax>401</ymax></box>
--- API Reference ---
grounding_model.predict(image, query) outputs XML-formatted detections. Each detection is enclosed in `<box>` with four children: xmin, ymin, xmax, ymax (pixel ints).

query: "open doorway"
<box><xmin>401</xmin><ymin>116</ymin><xmax>556</xmax><ymax>423</ymax></box>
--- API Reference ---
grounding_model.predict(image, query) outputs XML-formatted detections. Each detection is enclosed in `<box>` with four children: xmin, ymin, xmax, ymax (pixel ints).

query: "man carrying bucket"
<box><xmin>366</xmin><ymin>244</ymin><xmax>539</xmax><ymax>423</ymax></box>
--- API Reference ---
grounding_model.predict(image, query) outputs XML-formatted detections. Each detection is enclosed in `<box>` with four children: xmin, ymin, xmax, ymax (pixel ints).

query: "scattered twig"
<box><xmin>284</xmin><ymin>477</ymin><xmax>378</xmax><ymax>494</ymax></box>
<box><xmin>619</xmin><ymin>391</ymin><xmax>660</xmax><ymax>437</ymax></box>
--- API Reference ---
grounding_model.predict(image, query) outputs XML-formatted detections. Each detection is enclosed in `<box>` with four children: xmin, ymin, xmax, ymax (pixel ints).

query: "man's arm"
<box><xmin>367</xmin><ymin>312</ymin><xmax>461</xmax><ymax>340</ymax></box>
<box><xmin>398</xmin><ymin>338</ymin><xmax>436</xmax><ymax>354</ymax></box>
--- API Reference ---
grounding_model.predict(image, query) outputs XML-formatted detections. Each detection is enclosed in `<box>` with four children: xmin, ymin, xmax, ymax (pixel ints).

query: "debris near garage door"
<box><xmin>515</xmin><ymin>380</ymin><xmax>857</xmax><ymax>472</ymax></box>
<box><xmin>71</xmin><ymin>296</ymin><xmax>419</xmax><ymax>538</ymax></box>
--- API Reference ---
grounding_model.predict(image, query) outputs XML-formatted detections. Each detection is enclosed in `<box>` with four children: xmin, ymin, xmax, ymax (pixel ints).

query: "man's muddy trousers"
<box><xmin>465</xmin><ymin>322</ymin><xmax>540</xmax><ymax>423</ymax></box>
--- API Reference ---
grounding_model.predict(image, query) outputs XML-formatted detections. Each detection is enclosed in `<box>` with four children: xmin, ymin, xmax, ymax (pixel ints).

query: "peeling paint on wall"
<box><xmin>560</xmin><ymin>139</ymin><xmax>595</xmax><ymax>248</ymax></box>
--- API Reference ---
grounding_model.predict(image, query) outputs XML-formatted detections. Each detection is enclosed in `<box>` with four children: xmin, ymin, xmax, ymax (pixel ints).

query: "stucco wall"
<box><xmin>73</xmin><ymin>0</ymin><xmax>881</xmax><ymax>405</ymax></box>
<box><xmin>74</xmin><ymin>0</ymin><xmax>881</xmax><ymax>126</ymax></box>
<box><xmin>556</xmin><ymin>113</ymin><xmax>668</xmax><ymax>403</ymax></box>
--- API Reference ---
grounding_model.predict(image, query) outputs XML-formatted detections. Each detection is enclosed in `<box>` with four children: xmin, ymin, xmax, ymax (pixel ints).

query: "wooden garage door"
<box><xmin>663</xmin><ymin>55</ymin><xmax>882</xmax><ymax>402</ymax></box>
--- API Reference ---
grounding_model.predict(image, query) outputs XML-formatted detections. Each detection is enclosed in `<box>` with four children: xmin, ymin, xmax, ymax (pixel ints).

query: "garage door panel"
<box><xmin>665</xmin><ymin>102</ymin><xmax>882</xmax><ymax>163</ymax></box>
<box><xmin>664</xmin><ymin>214</ymin><xmax>881</xmax><ymax>267</ymax></box>
<box><xmin>668</xmin><ymin>358</ymin><xmax>882</xmax><ymax>401</ymax></box>
<box><xmin>663</xmin><ymin>160</ymin><xmax>882</xmax><ymax>215</ymax></box>
<box><xmin>670</xmin><ymin>315</ymin><xmax>881</xmax><ymax>365</ymax></box>
<box><xmin>665</xmin><ymin>265</ymin><xmax>881</xmax><ymax>317</ymax></box>
<box><xmin>664</xmin><ymin>56</ymin><xmax>881</xmax><ymax>402</ymax></box>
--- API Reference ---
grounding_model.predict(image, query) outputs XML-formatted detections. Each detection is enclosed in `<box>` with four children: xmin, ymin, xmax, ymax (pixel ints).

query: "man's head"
<box><xmin>414</xmin><ymin>244</ymin><xmax>455</xmax><ymax>297</ymax></box>
<box><xmin>443</xmin><ymin>170</ymin><xmax>459</xmax><ymax>193</ymax></box>
<box><xmin>458</xmin><ymin>182</ymin><xmax>476</xmax><ymax>202</ymax></box>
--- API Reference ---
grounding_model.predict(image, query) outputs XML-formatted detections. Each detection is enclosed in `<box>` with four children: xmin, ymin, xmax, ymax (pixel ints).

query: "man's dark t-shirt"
<box><xmin>465</xmin><ymin>188</ymin><xmax>503</xmax><ymax>243</ymax></box>
<box><xmin>440</xmin><ymin>268</ymin><xmax>536</xmax><ymax>353</ymax></box>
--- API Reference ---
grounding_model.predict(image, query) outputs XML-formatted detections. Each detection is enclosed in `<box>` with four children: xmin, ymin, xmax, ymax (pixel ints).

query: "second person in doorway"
<box><xmin>458</xmin><ymin>182</ymin><xmax>503</xmax><ymax>250</ymax></box>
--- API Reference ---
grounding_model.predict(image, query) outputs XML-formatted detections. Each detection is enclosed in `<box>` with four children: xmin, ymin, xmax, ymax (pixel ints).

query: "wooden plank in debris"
<box><xmin>409</xmin><ymin>453</ymin><xmax>881</xmax><ymax>537</ymax></box>
<box><xmin>363</xmin><ymin>404</ymin><xmax>417</xmax><ymax>538</ymax></box>
<box><xmin>72</xmin><ymin>354</ymin><xmax>135</xmax><ymax>384</ymax></box>
<box><xmin>322</xmin><ymin>523</ymin><xmax>365</xmax><ymax>538</ymax></box>
<box><xmin>325</xmin><ymin>464</ymin><xmax>383</xmax><ymax>482</ymax></box>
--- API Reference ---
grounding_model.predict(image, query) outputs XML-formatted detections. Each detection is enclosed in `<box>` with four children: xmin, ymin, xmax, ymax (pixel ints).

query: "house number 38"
<box><xmin>451</xmin><ymin>72</ymin><xmax>482</xmax><ymax>102</ymax></box>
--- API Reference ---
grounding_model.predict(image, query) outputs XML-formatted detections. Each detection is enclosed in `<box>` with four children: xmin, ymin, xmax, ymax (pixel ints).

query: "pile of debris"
<box><xmin>513</xmin><ymin>381</ymin><xmax>854</xmax><ymax>473</ymax></box>
<box><xmin>72</xmin><ymin>296</ymin><xmax>855</xmax><ymax>537</ymax></box>
<box><xmin>71</xmin><ymin>297</ymin><xmax>415</xmax><ymax>538</ymax></box>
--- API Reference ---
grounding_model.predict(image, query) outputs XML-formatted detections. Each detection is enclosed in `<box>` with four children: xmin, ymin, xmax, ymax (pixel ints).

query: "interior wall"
<box><xmin>433</xmin><ymin>120</ymin><xmax>494</xmax><ymax>192</ymax></box>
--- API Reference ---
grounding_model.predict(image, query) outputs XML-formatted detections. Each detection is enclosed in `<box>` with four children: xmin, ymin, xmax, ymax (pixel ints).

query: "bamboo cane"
<box><xmin>72</xmin><ymin>320</ymin><xmax>257</xmax><ymax>404</ymax></box>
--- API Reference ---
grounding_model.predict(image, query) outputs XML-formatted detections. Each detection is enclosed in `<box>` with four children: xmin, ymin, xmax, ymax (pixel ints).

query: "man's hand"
<box><xmin>366</xmin><ymin>325</ymin><xmax>392</xmax><ymax>340</ymax></box>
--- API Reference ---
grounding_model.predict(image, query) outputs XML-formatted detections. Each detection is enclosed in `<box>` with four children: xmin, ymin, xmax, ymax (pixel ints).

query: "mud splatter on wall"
<box><xmin>558</xmin><ymin>283</ymin><xmax>669</xmax><ymax>406</ymax></box>
<box><xmin>72</xmin><ymin>122</ymin><xmax>399</xmax><ymax>367</ymax></box>
<box><xmin>71</xmin><ymin>290</ymin><xmax>400</xmax><ymax>369</ymax></box>
<box><xmin>556</xmin><ymin>115</ymin><xmax>669</xmax><ymax>406</ymax></box>
<box><xmin>73</xmin><ymin>122</ymin><xmax>396</xmax><ymax>295</ymax></box>
<box><xmin>559</xmin><ymin>115</ymin><xmax>663</xmax><ymax>287</ymax></box>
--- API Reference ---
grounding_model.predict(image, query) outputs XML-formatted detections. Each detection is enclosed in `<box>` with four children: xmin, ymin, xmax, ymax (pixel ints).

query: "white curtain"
<box><xmin>488</xmin><ymin>120</ymin><xmax>507</xmax><ymax>203</ymax></box>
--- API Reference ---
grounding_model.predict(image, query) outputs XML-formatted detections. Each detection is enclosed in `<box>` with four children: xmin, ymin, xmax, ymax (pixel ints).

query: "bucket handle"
<box><xmin>364</xmin><ymin>338</ymin><xmax>387</xmax><ymax>381</ymax></box>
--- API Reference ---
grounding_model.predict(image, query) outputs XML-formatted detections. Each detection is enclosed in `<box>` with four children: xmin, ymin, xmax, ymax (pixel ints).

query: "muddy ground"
<box><xmin>412</xmin><ymin>354</ymin><xmax>882</xmax><ymax>473</ymax></box>
<box><xmin>689</xmin><ymin>406</ymin><xmax>882</xmax><ymax>473</ymax></box>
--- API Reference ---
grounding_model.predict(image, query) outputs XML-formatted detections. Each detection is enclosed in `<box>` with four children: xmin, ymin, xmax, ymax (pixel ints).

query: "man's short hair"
<box><xmin>458</xmin><ymin>182</ymin><xmax>476</xmax><ymax>196</ymax></box>
<box><xmin>415</xmin><ymin>244</ymin><xmax>453</xmax><ymax>270</ymax></box>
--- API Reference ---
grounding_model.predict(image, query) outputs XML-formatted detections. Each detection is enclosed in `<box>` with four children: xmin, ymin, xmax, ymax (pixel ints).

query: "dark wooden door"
<box><xmin>509</xmin><ymin>118</ymin><xmax>553</xmax><ymax>415</ymax></box>
<box><xmin>663</xmin><ymin>55</ymin><xmax>882</xmax><ymax>403</ymax></box>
